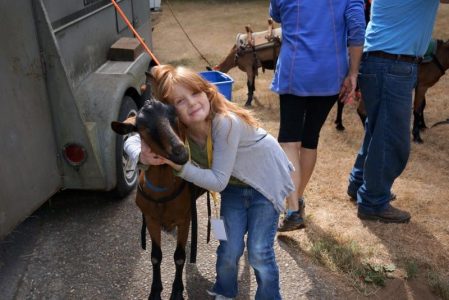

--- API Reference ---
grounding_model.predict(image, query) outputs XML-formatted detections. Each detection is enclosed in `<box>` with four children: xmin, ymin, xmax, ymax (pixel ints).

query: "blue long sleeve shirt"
<box><xmin>270</xmin><ymin>0</ymin><xmax>365</xmax><ymax>96</ymax></box>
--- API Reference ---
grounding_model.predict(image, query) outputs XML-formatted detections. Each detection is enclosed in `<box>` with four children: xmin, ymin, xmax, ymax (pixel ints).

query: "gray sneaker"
<box><xmin>278</xmin><ymin>212</ymin><xmax>305</xmax><ymax>232</ymax></box>
<box><xmin>278</xmin><ymin>198</ymin><xmax>306</xmax><ymax>232</ymax></box>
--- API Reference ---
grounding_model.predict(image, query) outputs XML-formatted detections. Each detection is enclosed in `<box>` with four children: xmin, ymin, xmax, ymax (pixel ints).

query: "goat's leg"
<box><xmin>245</xmin><ymin>71</ymin><xmax>256</xmax><ymax>107</ymax></box>
<box><xmin>170</xmin><ymin>222</ymin><xmax>189</xmax><ymax>300</ymax></box>
<box><xmin>413</xmin><ymin>88</ymin><xmax>427</xmax><ymax>143</ymax></box>
<box><xmin>245</xmin><ymin>79</ymin><xmax>254</xmax><ymax>106</ymax></box>
<box><xmin>335</xmin><ymin>100</ymin><xmax>345</xmax><ymax>131</ymax></box>
<box><xmin>170</xmin><ymin>245</ymin><xmax>186</xmax><ymax>300</ymax></box>
<box><xmin>148</xmin><ymin>223</ymin><xmax>163</xmax><ymax>300</ymax></box>
<box><xmin>412</xmin><ymin>110</ymin><xmax>424</xmax><ymax>144</ymax></box>
<box><xmin>356</xmin><ymin>96</ymin><xmax>367</xmax><ymax>128</ymax></box>
<box><xmin>417</xmin><ymin>97</ymin><xmax>427</xmax><ymax>129</ymax></box>
<box><xmin>149</xmin><ymin>241</ymin><xmax>163</xmax><ymax>300</ymax></box>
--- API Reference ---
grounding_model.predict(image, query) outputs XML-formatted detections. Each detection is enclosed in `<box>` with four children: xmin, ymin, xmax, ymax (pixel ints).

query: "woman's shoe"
<box><xmin>278</xmin><ymin>197</ymin><xmax>306</xmax><ymax>232</ymax></box>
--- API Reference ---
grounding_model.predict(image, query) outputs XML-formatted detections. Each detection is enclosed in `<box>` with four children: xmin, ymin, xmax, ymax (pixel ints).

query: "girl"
<box><xmin>126</xmin><ymin>64</ymin><xmax>294</xmax><ymax>300</ymax></box>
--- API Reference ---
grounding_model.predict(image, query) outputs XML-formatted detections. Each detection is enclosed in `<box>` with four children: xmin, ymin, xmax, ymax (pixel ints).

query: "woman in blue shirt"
<box><xmin>270</xmin><ymin>0</ymin><xmax>365</xmax><ymax>231</ymax></box>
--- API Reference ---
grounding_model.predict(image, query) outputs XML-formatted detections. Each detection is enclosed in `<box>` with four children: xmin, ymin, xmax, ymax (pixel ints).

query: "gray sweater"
<box><xmin>124</xmin><ymin>113</ymin><xmax>295</xmax><ymax>212</ymax></box>
<box><xmin>179</xmin><ymin>113</ymin><xmax>294</xmax><ymax>213</ymax></box>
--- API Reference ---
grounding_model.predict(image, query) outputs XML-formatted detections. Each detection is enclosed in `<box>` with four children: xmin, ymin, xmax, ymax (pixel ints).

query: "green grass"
<box><xmin>309</xmin><ymin>237</ymin><xmax>395</xmax><ymax>295</ymax></box>
<box><xmin>428</xmin><ymin>271</ymin><xmax>449</xmax><ymax>300</ymax></box>
<box><xmin>405</xmin><ymin>260</ymin><xmax>419</xmax><ymax>280</ymax></box>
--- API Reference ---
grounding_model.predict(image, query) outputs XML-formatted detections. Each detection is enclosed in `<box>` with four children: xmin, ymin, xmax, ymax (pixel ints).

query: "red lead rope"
<box><xmin>111</xmin><ymin>0</ymin><xmax>160</xmax><ymax>65</ymax></box>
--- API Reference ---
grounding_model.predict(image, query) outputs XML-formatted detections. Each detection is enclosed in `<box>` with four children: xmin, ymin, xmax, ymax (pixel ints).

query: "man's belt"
<box><xmin>364</xmin><ymin>51</ymin><xmax>423</xmax><ymax>64</ymax></box>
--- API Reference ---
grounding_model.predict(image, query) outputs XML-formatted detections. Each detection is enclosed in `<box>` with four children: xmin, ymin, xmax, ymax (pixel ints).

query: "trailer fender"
<box><xmin>74</xmin><ymin>54</ymin><xmax>150</xmax><ymax>191</ymax></box>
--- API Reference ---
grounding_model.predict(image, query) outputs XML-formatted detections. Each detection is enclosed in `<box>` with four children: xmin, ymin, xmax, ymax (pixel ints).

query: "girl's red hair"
<box><xmin>150</xmin><ymin>64</ymin><xmax>259</xmax><ymax>127</ymax></box>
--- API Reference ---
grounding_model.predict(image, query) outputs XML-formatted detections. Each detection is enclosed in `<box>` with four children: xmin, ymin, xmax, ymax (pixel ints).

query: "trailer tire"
<box><xmin>112</xmin><ymin>95</ymin><xmax>139</xmax><ymax>198</ymax></box>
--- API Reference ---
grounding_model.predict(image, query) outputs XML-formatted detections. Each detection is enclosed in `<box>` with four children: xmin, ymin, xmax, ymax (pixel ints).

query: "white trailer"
<box><xmin>0</xmin><ymin>0</ymin><xmax>153</xmax><ymax>238</ymax></box>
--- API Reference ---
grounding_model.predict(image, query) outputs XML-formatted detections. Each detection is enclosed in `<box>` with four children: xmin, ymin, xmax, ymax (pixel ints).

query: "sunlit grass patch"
<box><xmin>428</xmin><ymin>271</ymin><xmax>449</xmax><ymax>300</ymax></box>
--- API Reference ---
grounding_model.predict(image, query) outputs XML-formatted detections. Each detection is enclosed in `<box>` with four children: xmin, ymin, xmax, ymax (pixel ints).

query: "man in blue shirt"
<box><xmin>347</xmin><ymin>0</ymin><xmax>448</xmax><ymax>223</ymax></box>
<box><xmin>270</xmin><ymin>0</ymin><xmax>365</xmax><ymax>231</ymax></box>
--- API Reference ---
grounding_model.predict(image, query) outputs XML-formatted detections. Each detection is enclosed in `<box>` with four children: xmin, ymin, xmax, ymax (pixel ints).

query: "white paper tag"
<box><xmin>211</xmin><ymin>218</ymin><xmax>227</xmax><ymax>241</ymax></box>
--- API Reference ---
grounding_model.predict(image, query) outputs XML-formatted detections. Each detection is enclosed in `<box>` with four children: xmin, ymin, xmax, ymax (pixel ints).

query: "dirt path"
<box><xmin>0</xmin><ymin>189</ymin><xmax>360</xmax><ymax>299</ymax></box>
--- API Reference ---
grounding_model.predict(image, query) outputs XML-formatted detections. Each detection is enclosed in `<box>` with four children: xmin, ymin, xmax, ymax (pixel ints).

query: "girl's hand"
<box><xmin>139</xmin><ymin>140</ymin><xmax>184</xmax><ymax>172</ymax></box>
<box><xmin>162</xmin><ymin>158</ymin><xmax>184</xmax><ymax>172</ymax></box>
<box><xmin>139</xmin><ymin>141</ymin><xmax>166</xmax><ymax>165</ymax></box>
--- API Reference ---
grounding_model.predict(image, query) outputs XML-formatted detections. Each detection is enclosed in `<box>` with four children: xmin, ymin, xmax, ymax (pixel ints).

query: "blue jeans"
<box><xmin>211</xmin><ymin>185</ymin><xmax>281</xmax><ymax>299</ymax></box>
<box><xmin>348</xmin><ymin>55</ymin><xmax>417</xmax><ymax>214</ymax></box>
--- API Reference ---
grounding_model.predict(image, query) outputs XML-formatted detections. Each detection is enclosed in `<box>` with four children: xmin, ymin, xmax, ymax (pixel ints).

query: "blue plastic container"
<box><xmin>199</xmin><ymin>71</ymin><xmax>234</xmax><ymax>101</ymax></box>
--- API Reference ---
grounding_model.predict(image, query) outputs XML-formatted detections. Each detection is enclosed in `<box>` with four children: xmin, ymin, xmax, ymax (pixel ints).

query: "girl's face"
<box><xmin>171</xmin><ymin>83</ymin><xmax>210</xmax><ymax>127</ymax></box>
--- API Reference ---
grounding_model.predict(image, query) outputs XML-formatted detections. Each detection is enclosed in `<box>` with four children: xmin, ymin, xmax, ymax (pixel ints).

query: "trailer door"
<box><xmin>0</xmin><ymin>2</ymin><xmax>61</xmax><ymax>238</ymax></box>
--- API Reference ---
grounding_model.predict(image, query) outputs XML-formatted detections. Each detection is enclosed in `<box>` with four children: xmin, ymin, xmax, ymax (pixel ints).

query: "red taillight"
<box><xmin>63</xmin><ymin>143</ymin><xmax>87</xmax><ymax>166</ymax></box>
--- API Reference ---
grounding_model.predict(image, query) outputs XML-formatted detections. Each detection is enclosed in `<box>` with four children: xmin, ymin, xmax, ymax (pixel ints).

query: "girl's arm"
<box><xmin>123</xmin><ymin>134</ymin><xmax>166</xmax><ymax>166</ymax></box>
<box><xmin>123</xmin><ymin>134</ymin><xmax>141</xmax><ymax>165</ymax></box>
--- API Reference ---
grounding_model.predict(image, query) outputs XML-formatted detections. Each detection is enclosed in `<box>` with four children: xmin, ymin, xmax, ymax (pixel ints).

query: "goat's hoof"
<box><xmin>169</xmin><ymin>291</ymin><xmax>184</xmax><ymax>300</ymax></box>
<box><xmin>335</xmin><ymin>124</ymin><xmax>345</xmax><ymax>131</ymax></box>
<box><xmin>413</xmin><ymin>137</ymin><xmax>424</xmax><ymax>144</ymax></box>
<box><xmin>244</xmin><ymin>102</ymin><xmax>252</xmax><ymax>107</ymax></box>
<box><xmin>149</xmin><ymin>292</ymin><xmax>162</xmax><ymax>300</ymax></box>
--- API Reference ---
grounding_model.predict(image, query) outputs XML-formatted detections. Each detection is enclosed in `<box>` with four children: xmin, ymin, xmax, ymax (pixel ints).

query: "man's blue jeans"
<box><xmin>211</xmin><ymin>185</ymin><xmax>281</xmax><ymax>299</ymax></box>
<box><xmin>348</xmin><ymin>55</ymin><xmax>417</xmax><ymax>214</ymax></box>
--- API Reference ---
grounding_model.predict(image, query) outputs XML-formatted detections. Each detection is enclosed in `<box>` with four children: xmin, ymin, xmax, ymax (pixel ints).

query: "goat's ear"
<box><xmin>111</xmin><ymin>116</ymin><xmax>137</xmax><ymax>135</ymax></box>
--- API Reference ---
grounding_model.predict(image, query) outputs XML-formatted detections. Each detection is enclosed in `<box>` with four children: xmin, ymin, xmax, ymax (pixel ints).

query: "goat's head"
<box><xmin>111</xmin><ymin>98</ymin><xmax>189</xmax><ymax>165</ymax></box>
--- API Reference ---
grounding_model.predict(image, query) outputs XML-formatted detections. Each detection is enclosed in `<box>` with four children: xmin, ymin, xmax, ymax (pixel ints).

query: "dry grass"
<box><xmin>153</xmin><ymin>1</ymin><xmax>449</xmax><ymax>298</ymax></box>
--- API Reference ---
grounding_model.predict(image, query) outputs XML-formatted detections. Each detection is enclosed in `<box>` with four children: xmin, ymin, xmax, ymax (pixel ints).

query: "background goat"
<box><xmin>213</xmin><ymin>20</ymin><xmax>281</xmax><ymax>107</ymax></box>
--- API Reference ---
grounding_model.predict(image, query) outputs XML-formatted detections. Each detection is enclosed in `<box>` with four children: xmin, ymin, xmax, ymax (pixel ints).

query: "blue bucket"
<box><xmin>199</xmin><ymin>71</ymin><xmax>234</xmax><ymax>101</ymax></box>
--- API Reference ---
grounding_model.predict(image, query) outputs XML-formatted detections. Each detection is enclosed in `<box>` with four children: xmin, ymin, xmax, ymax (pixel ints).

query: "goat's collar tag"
<box><xmin>144</xmin><ymin>173</ymin><xmax>168</xmax><ymax>192</ymax></box>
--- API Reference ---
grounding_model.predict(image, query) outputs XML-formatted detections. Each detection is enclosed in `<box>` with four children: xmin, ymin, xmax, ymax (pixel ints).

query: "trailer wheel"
<box><xmin>113</xmin><ymin>95</ymin><xmax>139</xmax><ymax>198</ymax></box>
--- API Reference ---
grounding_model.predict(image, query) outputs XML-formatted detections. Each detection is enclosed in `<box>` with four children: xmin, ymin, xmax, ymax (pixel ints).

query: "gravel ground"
<box><xmin>0</xmin><ymin>189</ymin><xmax>354</xmax><ymax>300</ymax></box>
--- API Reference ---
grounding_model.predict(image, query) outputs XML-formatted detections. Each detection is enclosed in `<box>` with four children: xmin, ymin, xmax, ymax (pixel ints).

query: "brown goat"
<box><xmin>213</xmin><ymin>20</ymin><xmax>281</xmax><ymax>107</ymax></box>
<box><xmin>111</xmin><ymin>98</ymin><xmax>202</xmax><ymax>300</ymax></box>
<box><xmin>412</xmin><ymin>39</ymin><xmax>449</xmax><ymax>143</ymax></box>
<box><xmin>335</xmin><ymin>39</ymin><xmax>449</xmax><ymax>143</ymax></box>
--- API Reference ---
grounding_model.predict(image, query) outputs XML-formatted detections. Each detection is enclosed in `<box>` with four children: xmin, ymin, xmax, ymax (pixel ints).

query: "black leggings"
<box><xmin>278</xmin><ymin>94</ymin><xmax>338</xmax><ymax>149</ymax></box>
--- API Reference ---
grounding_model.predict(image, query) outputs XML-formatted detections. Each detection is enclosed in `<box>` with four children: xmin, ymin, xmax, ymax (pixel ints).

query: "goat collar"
<box><xmin>144</xmin><ymin>173</ymin><xmax>168</xmax><ymax>192</ymax></box>
<box><xmin>137</xmin><ymin>178</ymin><xmax>187</xmax><ymax>203</ymax></box>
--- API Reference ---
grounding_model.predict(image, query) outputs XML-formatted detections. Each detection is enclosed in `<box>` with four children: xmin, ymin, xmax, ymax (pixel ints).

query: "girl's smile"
<box><xmin>171</xmin><ymin>84</ymin><xmax>210</xmax><ymax>127</ymax></box>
